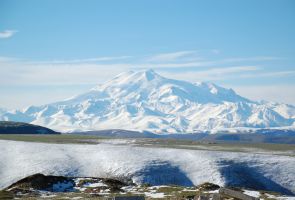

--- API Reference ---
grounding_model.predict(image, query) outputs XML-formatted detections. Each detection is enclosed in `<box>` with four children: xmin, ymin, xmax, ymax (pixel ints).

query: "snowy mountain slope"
<box><xmin>1</xmin><ymin>69</ymin><xmax>295</xmax><ymax>133</ymax></box>
<box><xmin>0</xmin><ymin>140</ymin><xmax>294</xmax><ymax>194</ymax></box>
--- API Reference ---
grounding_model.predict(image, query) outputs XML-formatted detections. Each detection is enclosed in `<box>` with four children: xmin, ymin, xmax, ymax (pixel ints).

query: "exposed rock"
<box><xmin>1</xmin><ymin>174</ymin><xmax>293</xmax><ymax>199</ymax></box>
<box><xmin>196</xmin><ymin>182</ymin><xmax>220</xmax><ymax>191</ymax></box>
<box><xmin>6</xmin><ymin>173</ymin><xmax>74</xmax><ymax>192</ymax></box>
<box><xmin>5</xmin><ymin>173</ymin><xmax>129</xmax><ymax>196</ymax></box>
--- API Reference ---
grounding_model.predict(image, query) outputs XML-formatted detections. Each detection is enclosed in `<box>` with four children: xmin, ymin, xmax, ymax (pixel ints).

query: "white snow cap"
<box><xmin>1</xmin><ymin>69</ymin><xmax>295</xmax><ymax>133</ymax></box>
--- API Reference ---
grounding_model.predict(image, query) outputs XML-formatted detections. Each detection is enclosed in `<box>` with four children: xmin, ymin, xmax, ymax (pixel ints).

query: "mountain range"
<box><xmin>1</xmin><ymin>69</ymin><xmax>295</xmax><ymax>133</ymax></box>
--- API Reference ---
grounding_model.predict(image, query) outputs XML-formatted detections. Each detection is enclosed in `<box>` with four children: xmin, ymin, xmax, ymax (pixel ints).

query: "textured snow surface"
<box><xmin>243</xmin><ymin>190</ymin><xmax>261</xmax><ymax>198</ymax></box>
<box><xmin>1</xmin><ymin>70</ymin><xmax>295</xmax><ymax>133</ymax></box>
<box><xmin>0</xmin><ymin>140</ymin><xmax>294</xmax><ymax>195</ymax></box>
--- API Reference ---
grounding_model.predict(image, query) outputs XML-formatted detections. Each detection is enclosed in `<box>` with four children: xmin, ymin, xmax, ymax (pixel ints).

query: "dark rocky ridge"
<box><xmin>6</xmin><ymin>173</ymin><xmax>75</xmax><ymax>192</ymax></box>
<box><xmin>0</xmin><ymin>121</ymin><xmax>59</xmax><ymax>134</ymax></box>
<box><xmin>5</xmin><ymin>173</ymin><xmax>128</xmax><ymax>193</ymax></box>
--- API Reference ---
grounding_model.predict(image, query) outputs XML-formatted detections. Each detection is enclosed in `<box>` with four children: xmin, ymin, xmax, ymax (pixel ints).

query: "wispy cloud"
<box><xmin>0</xmin><ymin>57</ymin><xmax>18</xmax><ymax>62</ymax></box>
<box><xmin>0</xmin><ymin>51</ymin><xmax>294</xmax><ymax>106</ymax></box>
<box><xmin>222</xmin><ymin>56</ymin><xmax>282</xmax><ymax>63</ymax></box>
<box><xmin>233</xmin><ymin>84</ymin><xmax>295</xmax><ymax>105</ymax></box>
<box><xmin>142</xmin><ymin>54</ymin><xmax>283</xmax><ymax>70</ymax></box>
<box><xmin>0</xmin><ymin>63</ymin><xmax>261</xmax><ymax>87</ymax></box>
<box><xmin>240</xmin><ymin>70</ymin><xmax>295</xmax><ymax>78</ymax></box>
<box><xmin>28</xmin><ymin>56</ymin><xmax>132</xmax><ymax>64</ymax></box>
<box><xmin>160</xmin><ymin>66</ymin><xmax>295</xmax><ymax>82</ymax></box>
<box><xmin>0</xmin><ymin>51</ymin><xmax>290</xmax><ymax>86</ymax></box>
<box><xmin>147</xmin><ymin>51</ymin><xmax>198</xmax><ymax>62</ymax></box>
<box><xmin>161</xmin><ymin>66</ymin><xmax>261</xmax><ymax>81</ymax></box>
<box><xmin>0</xmin><ymin>30</ymin><xmax>18</xmax><ymax>39</ymax></box>
<box><xmin>0</xmin><ymin>62</ymin><xmax>130</xmax><ymax>86</ymax></box>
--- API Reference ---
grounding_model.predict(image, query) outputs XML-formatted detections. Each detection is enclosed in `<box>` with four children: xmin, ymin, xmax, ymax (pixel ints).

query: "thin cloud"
<box><xmin>161</xmin><ymin>66</ymin><xmax>261</xmax><ymax>81</ymax></box>
<box><xmin>143</xmin><ymin>53</ymin><xmax>282</xmax><ymax>70</ymax></box>
<box><xmin>0</xmin><ymin>57</ymin><xmax>18</xmax><ymax>62</ymax></box>
<box><xmin>27</xmin><ymin>56</ymin><xmax>132</xmax><ymax>64</ymax></box>
<box><xmin>147</xmin><ymin>51</ymin><xmax>197</xmax><ymax>62</ymax></box>
<box><xmin>0</xmin><ymin>64</ymin><xmax>249</xmax><ymax>86</ymax></box>
<box><xmin>240</xmin><ymin>70</ymin><xmax>295</xmax><ymax>78</ymax></box>
<box><xmin>0</xmin><ymin>50</ymin><xmax>293</xmax><ymax>108</ymax></box>
<box><xmin>222</xmin><ymin>56</ymin><xmax>282</xmax><ymax>63</ymax></box>
<box><xmin>0</xmin><ymin>62</ymin><xmax>130</xmax><ymax>86</ymax></box>
<box><xmin>0</xmin><ymin>52</ymin><xmax>290</xmax><ymax>86</ymax></box>
<box><xmin>233</xmin><ymin>84</ymin><xmax>295</xmax><ymax>105</ymax></box>
<box><xmin>0</xmin><ymin>30</ymin><xmax>18</xmax><ymax>39</ymax></box>
<box><xmin>2</xmin><ymin>51</ymin><xmax>281</xmax><ymax>70</ymax></box>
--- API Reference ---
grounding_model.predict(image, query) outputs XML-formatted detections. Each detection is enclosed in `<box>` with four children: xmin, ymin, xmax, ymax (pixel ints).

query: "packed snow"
<box><xmin>0</xmin><ymin>70</ymin><xmax>295</xmax><ymax>133</ymax></box>
<box><xmin>83</xmin><ymin>182</ymin><xmax>108</xmax><ymax>187</ymax></box>
<box><xmin>0</xmin><ymin>140</ymin><xmax>294</xmax><ymax>195</ymax></box>
<box><xmin>243</xmin><ymin>190</ymin><xmax>261</xmax><ymax>198</ymax></box>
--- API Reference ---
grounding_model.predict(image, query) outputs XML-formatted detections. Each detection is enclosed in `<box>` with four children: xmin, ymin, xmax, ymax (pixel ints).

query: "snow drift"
<box><xmin>0</xmin><ymin>140</ymin><xmax>294</xmax><ymax>195</ymax></box>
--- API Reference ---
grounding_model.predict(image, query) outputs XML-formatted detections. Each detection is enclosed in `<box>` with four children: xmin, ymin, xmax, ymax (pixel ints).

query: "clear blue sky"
<box><xmin>0</xmin><ymin>0</ymin><xmax>295</xmax><ymax>108</ymax></box>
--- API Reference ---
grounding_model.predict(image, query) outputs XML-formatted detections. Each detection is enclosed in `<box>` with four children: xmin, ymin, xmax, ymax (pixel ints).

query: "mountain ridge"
<box><xmin>1</xmin><ymin>69</ymin><xmax>294</xmax><ymax>133</ymax></box>
<box><xmin>0</xmin><ymin>121</ymin><xmax>59</xmax><ymax>134</ymax></box>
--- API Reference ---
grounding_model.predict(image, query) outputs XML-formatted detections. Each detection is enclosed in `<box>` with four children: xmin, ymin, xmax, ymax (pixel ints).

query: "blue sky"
<box><xmin>0</xmin><ymin>0</ymin><xmax>295</xmax><ymax>108</ymax></box>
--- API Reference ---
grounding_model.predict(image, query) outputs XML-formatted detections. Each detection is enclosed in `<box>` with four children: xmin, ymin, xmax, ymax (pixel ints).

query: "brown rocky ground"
<box><xmin>1</xmin><ymin>173</ymin><xmax>293</xmax><ymax>199</ymax></box>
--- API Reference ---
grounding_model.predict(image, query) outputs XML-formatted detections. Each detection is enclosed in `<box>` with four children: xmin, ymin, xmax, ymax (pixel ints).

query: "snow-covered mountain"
<box><xmin>1</xmin><ymin>69</ymin><xmax>295</xmax><ymax>133</ymax></box>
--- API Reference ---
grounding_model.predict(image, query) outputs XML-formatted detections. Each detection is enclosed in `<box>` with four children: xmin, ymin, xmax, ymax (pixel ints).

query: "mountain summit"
<box><xmin>1</xmin><ymin>70</ymin><xmax>295</xmax><ymax>133</ymax></box>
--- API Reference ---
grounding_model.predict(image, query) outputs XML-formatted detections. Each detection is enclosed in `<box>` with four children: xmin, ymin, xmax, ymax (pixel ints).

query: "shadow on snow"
<box><xmin>134</xmin><ymin>161</ymin><xmax>194</xmax><ymax>186</ymax></box>
<box><xmin>218</xmin><ymin>160</ymin><xmax>293</xmax><ymax>195</ymax></box>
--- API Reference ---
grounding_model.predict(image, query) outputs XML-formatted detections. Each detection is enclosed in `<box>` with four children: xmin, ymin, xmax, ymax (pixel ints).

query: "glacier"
<box><xmin>0</xmin><ymin>69</ymin><xmax>295</xmax><ymax>133</ymax></box>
